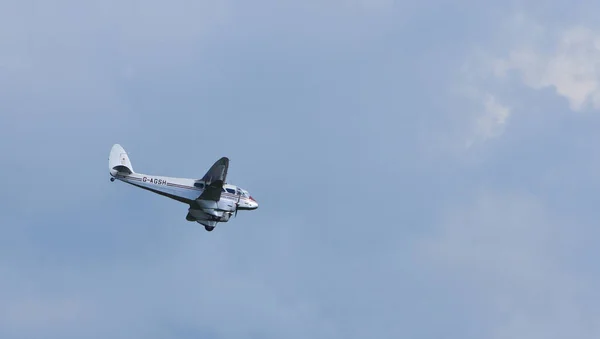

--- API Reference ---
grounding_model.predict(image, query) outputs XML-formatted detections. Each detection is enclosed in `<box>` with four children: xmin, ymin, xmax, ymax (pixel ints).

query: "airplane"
<box><xmin>108</xmin><ymin>144</ymin><xmax>258</xmax><ymax>232</ymax></box>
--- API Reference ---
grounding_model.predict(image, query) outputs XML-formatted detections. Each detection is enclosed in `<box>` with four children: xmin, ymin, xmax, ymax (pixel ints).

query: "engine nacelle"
<box><xmin>188</xmin><ymin>207</ymin><xmax>233</xmax><ymax>223</ymax></box>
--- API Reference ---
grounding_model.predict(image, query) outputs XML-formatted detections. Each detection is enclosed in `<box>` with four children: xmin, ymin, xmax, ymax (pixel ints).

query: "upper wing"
<box><xmin>197</xmin><ymin>157</ymin><xmax>229</xmax><ymax>201</ymax></box>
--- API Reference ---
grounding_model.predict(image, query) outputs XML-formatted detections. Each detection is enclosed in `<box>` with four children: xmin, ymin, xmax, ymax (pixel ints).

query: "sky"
<box><xmin>1</xmin><ymin>1</ymin><xmax>600</xmax><ymax>338</ymax></box>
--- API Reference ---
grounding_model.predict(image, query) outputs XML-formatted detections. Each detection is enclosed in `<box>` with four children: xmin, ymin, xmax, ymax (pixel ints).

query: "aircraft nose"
<box><xmin>249</xmin><ymin>196</ymin><xmax>258</xmax><ymax>209</ymax></box>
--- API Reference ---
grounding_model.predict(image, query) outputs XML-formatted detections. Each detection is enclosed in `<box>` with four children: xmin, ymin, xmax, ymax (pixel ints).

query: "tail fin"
<box><xmin>109</xmin><ymin>144</ymin><xmax>134</xmax><ymax>176</ymax></box>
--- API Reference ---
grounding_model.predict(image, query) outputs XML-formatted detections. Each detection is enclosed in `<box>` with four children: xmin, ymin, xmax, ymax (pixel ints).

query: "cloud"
<box><xmin>491</xmin><ymin>20</ymin><xmax>600</xmax><ymax>111</ymax></box>
<box><xmin>431</xmin><ymin>81</ymin><xmax>512</xmax><ymax>153</ymax></box>
<box><xmin>478</xmin><ymin>94</ymin><xmax>510</xmax><ymax>139</ymax></box>
<box><xmin>463</xmin><ymin>13</ymin><xmax>600</xmax><ymax>111</ymax></box>
<box><xmin>463</xmin><ymin>93</ymin><xmax>511</xmax><ymax>148</ymax></box>
<box><xmin>454</xmin><ymin>14</ymin><xmax>600</xmax><ymax>151</ymax></box>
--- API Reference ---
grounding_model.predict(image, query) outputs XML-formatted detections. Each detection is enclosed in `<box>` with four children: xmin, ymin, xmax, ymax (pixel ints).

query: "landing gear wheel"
<box><xmin>110</xmin><ymin>177</ymin><xmax>115</xmax><ymax>182</ymax></box>
<box><xmin>205</xmin><ymin>226</ymin><xmax>214</xmax><ymax>232</ymax></box>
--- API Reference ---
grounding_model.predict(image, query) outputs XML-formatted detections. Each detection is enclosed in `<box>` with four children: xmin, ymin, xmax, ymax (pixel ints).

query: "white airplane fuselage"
<box><xmin>108</xmin><ymin>144</ymin><xmax>258</xmax><ymax>231</ymax></box>
<box><xmin>111</xmin><ymin>171</ymin><xmax>257</xmax><ymax>210</ymax></box>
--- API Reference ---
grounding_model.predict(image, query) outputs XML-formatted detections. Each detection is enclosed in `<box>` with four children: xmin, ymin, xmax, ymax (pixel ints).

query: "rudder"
<box><xmin>109</xmin><ymin>144</ymin><xmax>134</xmax><ymax>176</ymax></box>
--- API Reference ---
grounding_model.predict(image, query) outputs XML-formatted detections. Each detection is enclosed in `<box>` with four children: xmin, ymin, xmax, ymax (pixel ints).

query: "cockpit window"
<box><xmin>226</xmin><ymin>188</ymin><xmax>236</xmax><ymax>194</ymax></box>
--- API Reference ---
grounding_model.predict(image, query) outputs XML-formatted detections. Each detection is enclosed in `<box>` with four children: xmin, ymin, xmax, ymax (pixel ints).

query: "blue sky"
<box><xmin>2</xmin><ymin>1</ymin><xmax>600</xmax><ymax>338</ymax></box>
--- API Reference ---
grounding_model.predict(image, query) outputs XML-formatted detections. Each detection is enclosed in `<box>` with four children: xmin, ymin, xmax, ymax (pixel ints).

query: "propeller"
<box><xmin>234</xmin><ymin>193</ymin><xmax>241</xmax><ymax>217</ymax></box>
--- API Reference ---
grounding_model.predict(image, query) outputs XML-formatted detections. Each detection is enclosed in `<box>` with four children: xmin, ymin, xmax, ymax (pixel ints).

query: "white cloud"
<box><xmin>466</xmin><ymin>94</ymin><xmax>511</xmax><ymax>147</ymax></box>
<box><xmin>480</xmin><ymin>95</ymin><xmax>510</xmax><ymax>136</ymax></box>
<box><xmin>493</xmin><ymin>24</ymin><xmax>600</xmax><ymax>111</ymax></box>
<box><xmin>455</xmin><ymin>16</ymin><xmax>600</xmax><ymax>151</ymax></box>
<box><xmin>444</xmin><ymin>80</ymin><xmax>512</xmax><ymax>150</ymax></box>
